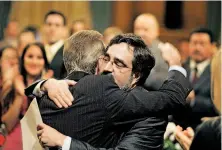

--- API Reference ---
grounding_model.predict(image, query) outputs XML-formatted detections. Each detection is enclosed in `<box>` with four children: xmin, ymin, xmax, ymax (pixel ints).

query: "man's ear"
<box><xmin>132</xmin><ymin>72</ymin><xmax>140</xmax><ymax>83</ymax></box>
<box><xmin>130</xmin><ymin>72</ymin><xmax>140</xmax><ymax>88</ymax></box>
<box><xmin>95</xmin><ymin>62</ymin><xmax>100</xmax><ymax>75</ymax></box>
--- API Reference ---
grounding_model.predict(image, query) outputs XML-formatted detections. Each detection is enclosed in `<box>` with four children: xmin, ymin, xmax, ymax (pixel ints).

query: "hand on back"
<box><xmin>42</xmin><ymin>79</ymin><xmax>76</xmax><ymax>108</ymax></box>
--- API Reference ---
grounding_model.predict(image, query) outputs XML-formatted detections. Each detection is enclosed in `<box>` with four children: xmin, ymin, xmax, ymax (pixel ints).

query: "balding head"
<box><xmin>134</xmin><ymin>13</ymin><xmax>159</xmax><ymax>45</ymax></box>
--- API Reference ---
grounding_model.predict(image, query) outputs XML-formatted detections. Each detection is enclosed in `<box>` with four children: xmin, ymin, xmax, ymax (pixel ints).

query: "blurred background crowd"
<box><xmin>0</xmin><ymin>1</ymin><xmax>221</xmax><ymax>150</ymax></box>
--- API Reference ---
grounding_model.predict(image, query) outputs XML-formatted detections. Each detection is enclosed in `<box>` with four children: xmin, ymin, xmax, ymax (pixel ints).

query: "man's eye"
<box><xmin>103</xmin><ymin>57</ymin><xmax>110</xmax><ymax>62</ymax></box>
<box><xmin>115</xmin><ymin>61</ymin><xmax>124</xmax><ymax>68</ymax></box>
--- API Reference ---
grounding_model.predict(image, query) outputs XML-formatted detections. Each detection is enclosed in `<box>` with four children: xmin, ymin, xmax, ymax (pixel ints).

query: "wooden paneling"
<box><xmin>9</xmin><ymin>1</ymin><xmax>92</xmax><ymax>30</ymax></box>
<box><xmin>135</xmin><ymin>1</ymin><xmax>165</xmax><ymax>26</ymax></box>
<box><xmin>113</xmin><ymin>1</ymin><xmax>134</xmax><ymax>32</ymax></box>
<box><xmin>112</xmin><ymin>1</ymin><xmax>207</xmax><ymax>46</ymax></box>
<box><xmin>183</xmin><ymin>1</ymin><xmax>207</xmax><ymax>29</ymax></box>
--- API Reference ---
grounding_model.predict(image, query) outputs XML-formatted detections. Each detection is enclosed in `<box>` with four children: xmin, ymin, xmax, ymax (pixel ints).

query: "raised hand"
<box><xmin>14</xmin><ymin>75</ymin><xmax>26</xmax><ymax>96</ymax></box>
<box><xmin>159</xmin><ymin>42</ymin><xmax>181</xmax><ymax>66</ymax></box>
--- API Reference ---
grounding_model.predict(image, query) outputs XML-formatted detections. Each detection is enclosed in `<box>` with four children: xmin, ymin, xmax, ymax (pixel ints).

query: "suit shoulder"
<box><xmin>73</xmin><ymin>75</ymin><xmax>113</xmax><ymax>96</ymax></box>
<box><xmin>77</xmin><ymin>75</ymin><xmax>113</xmax><ymax>86</ymax></box>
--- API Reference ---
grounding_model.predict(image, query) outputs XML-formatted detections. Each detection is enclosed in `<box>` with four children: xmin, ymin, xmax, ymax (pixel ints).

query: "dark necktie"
<box><xmin>192</xmin><ymin>66</ymin><xmax>198</xmax><ymax>84</ymax></box>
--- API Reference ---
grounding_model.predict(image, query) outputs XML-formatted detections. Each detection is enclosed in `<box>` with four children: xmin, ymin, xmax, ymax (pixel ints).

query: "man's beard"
<box><xmin>121</xmin><ymin>74</ymin><xmax>134</xmax><ymax>91</ymax></box>
<box><xmin>101</xmin><ymin>71</ymin><xmax>135</xmax><ymax>91</ymax></box>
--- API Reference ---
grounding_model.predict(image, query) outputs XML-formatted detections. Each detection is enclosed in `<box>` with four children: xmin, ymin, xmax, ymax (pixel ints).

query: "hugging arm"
<box><xmin>38</xmin><ymin>116</ymin><xmax>167</xmax><ymax>150</ymax></box>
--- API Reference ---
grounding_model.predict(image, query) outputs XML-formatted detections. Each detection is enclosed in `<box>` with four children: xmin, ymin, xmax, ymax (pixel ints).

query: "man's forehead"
<box><xmin>106</xmin><ymin>43</ymin><xmax>134</xmax><ymax>63</ymax></box>
<box><xmin>107</xmin><ymin>43</ymin><xmax>133</xmax><ymax>53</ymax></box>
<box><xmin>46</xmin><ymin>15</ymin><xmax>64</xmax><ymax>23</ymax></box>
<box><xmin>190</xmin><ymin>33</ymin><xmax>211</xmax><ymax>41</ymax></box>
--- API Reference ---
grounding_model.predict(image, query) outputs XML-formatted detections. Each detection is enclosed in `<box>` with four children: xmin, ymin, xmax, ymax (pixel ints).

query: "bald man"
<box><xmin>134</xmin><ymin>13</ymin><xmax>169</xmax><ymax>91</ymax></box>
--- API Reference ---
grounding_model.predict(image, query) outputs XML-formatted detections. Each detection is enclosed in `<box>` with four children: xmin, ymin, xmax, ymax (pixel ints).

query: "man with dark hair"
<box><xmin>17</xmin><ymin>28</ymin><xmax>36</xmax><ymax>56</ymax></box>
<box><xmin>43</xmin><ymin>10</ymin><xmax>67</xmax><ymax>79</ymax></box>
<box><xmin>23</xmin><ymin>26</ymin><xmax>39</xmax><ymax>39</ymax></box>
<box><xmin>44</xmin><ymin>10</ymin><xmax>67</xmax><ymax>26</ymax></box>
<box><xmin>26</xmin><ymin>32</ymin><xmax>191</xmax><ymax>150</ymax></box>
<box><xmin>182</xmin><ymin>27</ymin><xmax>218</xmax><ymax>129</ymax></box>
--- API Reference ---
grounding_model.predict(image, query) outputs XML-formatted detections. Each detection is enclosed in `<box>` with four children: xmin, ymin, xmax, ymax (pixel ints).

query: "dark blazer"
<box><xmin>190</xmin><ymin>116</ymin><xmax>221</xmax><ymax>150</ymax></box>
<box><xmin>183</xmin><ymin>59</ymin><xmax>218</xmax><ymax>129</ymax></box>
<box><xmin>49</xmin><ymin>45</ymin><xmax>67</xmax><ymax>79</ymax></box>
<box><xmin>143</xmin><ymin>39</ymin><xmax>169</xmax><ymax>91</ymax></box>
<box><xmin>70</xmin><ymin>116</ymin><xmax>167</xmax><ymax>150</ymax></box>
<box><xmin>25</xmin><ymin>70</ymin><xmax>191</xmax><ymax>149</ymax></box>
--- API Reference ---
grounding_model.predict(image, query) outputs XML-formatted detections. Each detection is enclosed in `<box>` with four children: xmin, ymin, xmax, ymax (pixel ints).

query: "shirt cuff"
<box><xmin>33</xmin><ymin>80</ymin><xmax>46</xmax><ymax>97</ymax></box>
<box><xmin>169</xmin><ymin>65</ymin><xmax>187</xmax><ymax>77</ymax></box>
<box><xmin>62</xmin><ymin>136</ymin><xmax>71</xmax><ymax>150</ymax></box>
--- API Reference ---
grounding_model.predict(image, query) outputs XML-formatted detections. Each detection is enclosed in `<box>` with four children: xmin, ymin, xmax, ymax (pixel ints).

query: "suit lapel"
<box><xmin>182</xmin><ymin>58</ymin><xmax>191</xmax><ymax>80</ymax></box>
<box><xmin>49</xmin><ymin>45</ymin><xmax>64</xmax><ymax>79</ymax></box>
<box><xmin>50</xmin><ymin>45</ymin><xmax>64</xmax><ymax>65</ymax></box>
<box><xmin>183</xmin><ymin>58</ymin><xmax>211</xmax><ymax>90</ymax></box>
<box><xmin>193</xmin><ymin>64</ymin><xmax>211</xmax><ymax>90</ymax></box>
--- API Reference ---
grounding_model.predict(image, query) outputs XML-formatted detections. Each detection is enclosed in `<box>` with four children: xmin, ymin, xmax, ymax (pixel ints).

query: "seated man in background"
<box><xmin>25</xmin><ymin>31</ymin><xmax>191</xmax><ymax>149</ymax></box>
<box><xmin>182</xmin><ymin>28</ymin><xmax>218</xmax><ymax>129</ymax></box>
<box><xmin>175</xmin><ymin>50</ymin><xmax>221</xmax><ymax>150</ymax></box>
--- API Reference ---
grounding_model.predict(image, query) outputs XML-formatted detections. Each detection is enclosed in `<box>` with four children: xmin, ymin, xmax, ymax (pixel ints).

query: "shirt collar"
<box><xmin>190</xmin><ymin>59</ymin><xmax>210</xmax><ymax>77</ymax></box>
<box><xmin>65</xmin><ymin>71</ymin><xmax>90</xmax><ymax>81</ymax></box>
<box><xmin>46</xmin><ymin>40</ymin><xmax>64</xmax><ymax>53</ymax></box>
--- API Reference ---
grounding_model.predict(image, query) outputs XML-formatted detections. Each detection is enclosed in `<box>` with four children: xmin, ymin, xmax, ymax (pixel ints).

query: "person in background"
<box><xmin>134</xmin><ymin>13</ymin><xmax>169</xmax><ymax>91</ymax></box>
<box><xmin>175</xmin><ymin>50</ymin><xmax>221</xmax><ymax>150</ymax></box>
<box><xmin>0</xmin><ymin>20</ymin><xmax>20</xmax><ymax>49</ymax></box>
<box><xmin>0</xmin><ymin>46</ymin><xmax>19</xmax><ymax>99</ymax></box>
<box><xmin>70</xmin><ymin>19</ymin><xmax>88</xmax><ymax>35</ymax></box>
<box><xmin>210</xmin><ymin>50</ymin><xmax>221</xmax><ymax>114</ymax></box>
<box><xmin>17</xmin><ymin>28</ymin><xmax>36</xmax><ymax>56</ymax></box>
<box><xmin>22</xmin><ymin>26</ymin><xmax>40</xmax><ymax>41</ymax></box>
<box><xmin>43</xmin><ymin>10</ymin><xmax>67</xmax><ymax>79</ymax></box>
<box><xmin>177</xmin><ymin>38</ymin><xmax>190</xmax><ymax>64</ymax></box>
<box><xmin>183</xmin><ymin>27</ymin><xmax>218</xmax><ymax>129</ymax></box>
<box><xmin>103</xmin><ymin>26</ymin><xmax>123</xmax><ymax>46</ymax></box>
<box><xmin>1</xmin><ymin>43</ymin><xmax>52</xmax><ymax>150</ymax></box>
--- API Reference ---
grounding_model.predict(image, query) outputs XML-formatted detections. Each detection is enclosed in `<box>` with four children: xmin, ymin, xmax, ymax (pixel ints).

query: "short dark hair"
<box><xmin>22</xmin><ymin>26</ymin><xmax>38</xmax><ymax>38</ymax></box>
<box><xmin>189</xmin><ymin>27</ymin><xmax>215</xmax><ymax>43</ymax></box>
<box><xmin>21</xmin><ymin>42</ymin><xmax>49</xmax><ymax>86</ymax></box>
<box><xmin>106</xmin><ymin>33</ymin><xmax>155</xmax><ymax>86</ymax></box>
<box><xmin>19</xmin><ymin>27</ymin><xmax>36</xmax><ymax>40</ymax></box>
<box><xmin>44</xmin><ymin>10</ymin><xmax>66</xmax><ymax>26</ymax></box>
<box><xmin>0</xmin><ymin>46</ymin><xmax>17</xmax><ymax>59</ymax></box>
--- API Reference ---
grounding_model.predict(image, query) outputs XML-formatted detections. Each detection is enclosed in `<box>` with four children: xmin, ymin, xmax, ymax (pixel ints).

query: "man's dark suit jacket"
<box><xmin>190</xmin><ymin>116</ymin><xmax>221</xmax><ymax>150</ymax></box>
<box><xmin>69</xmin><ymin>116</ymin><xmax>167</xmax><ymax>150</ymax></box>
<box><xmin>182</xmin><ymin>59</ymin><xmax>218</xmax><ymax>129</ymax></box>
<box><xmin>25</xmin><ymin>70</ymin><xmax>191</xmax><ymax>149</ymax></box>
<box><xmin>49</xmin><ymin>45</ymin><xmax>67</xmax><ymax>79</ymax></box>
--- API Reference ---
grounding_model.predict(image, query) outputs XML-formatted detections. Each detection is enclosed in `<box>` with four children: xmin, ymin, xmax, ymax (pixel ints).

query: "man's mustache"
<box><xmin>192</xmin><ymin>50</ymin><xmax>201</xmax><ymax>55</ymax></box>
<box><xmin>101</xmin><ymin>71</ymin><xmax>111</xmax><ymax>75</ymax></box>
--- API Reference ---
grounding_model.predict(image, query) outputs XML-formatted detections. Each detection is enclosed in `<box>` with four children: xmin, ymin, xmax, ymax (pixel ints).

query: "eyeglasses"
<box><xmin>98</xmin><ymin>56</ymin><xmax>132</xmax><ymax>71</ymax></box>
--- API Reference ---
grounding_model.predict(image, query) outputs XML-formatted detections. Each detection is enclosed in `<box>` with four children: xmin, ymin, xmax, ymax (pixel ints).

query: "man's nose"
<box><xmin>136</xmin><ymin>30</ymin><xmax>143</xmax><ymax>37</ymax></box>
<box><xmin>104</xmin><ymin>62</ymin><xmax>113</xmax><ymax>72</ymax></box>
